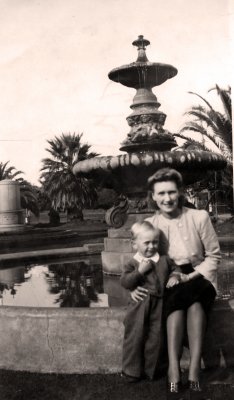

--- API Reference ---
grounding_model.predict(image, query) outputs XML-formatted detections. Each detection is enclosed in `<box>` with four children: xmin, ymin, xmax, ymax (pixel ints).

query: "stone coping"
<box><xmin>0</xmin><ymin>304</ymin><xmax>124</xmax><ymax>319</ymax></box>
<box><xmin>0</xmin><ymin>246</ymin><xmax>99</xmax><ymax>262</ymax></box>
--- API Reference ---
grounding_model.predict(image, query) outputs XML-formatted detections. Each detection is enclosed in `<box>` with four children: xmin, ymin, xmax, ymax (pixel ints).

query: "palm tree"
<box><xmin>40</xmin><ymin>133</ymin><xmax>99</xmax><ymax>217</ymax></box>
<box><xmin>0</xmin><ymin>161</ymin><xmax>39</xmax><ymax>216</ymax></box>
<box><xmin>174</xmin><ymin>86</ymin><xmax>232</xmax><ymax>163</ymax></box>
<box><xmin>0</xmin><ymin>161</ymin><xmax>24</xmax><ymax>180</ymax></box>
<box><xmin>174</xmin><ymin>86</ymin><xmax>233</xmax><ymax>211</ymax></box>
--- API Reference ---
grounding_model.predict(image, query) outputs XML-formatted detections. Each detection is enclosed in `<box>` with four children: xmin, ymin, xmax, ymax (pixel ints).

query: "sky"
<box><xmin>0</xmin><ymin>0</ymin><xmax>232</xmax><ymax>184</ymax></box>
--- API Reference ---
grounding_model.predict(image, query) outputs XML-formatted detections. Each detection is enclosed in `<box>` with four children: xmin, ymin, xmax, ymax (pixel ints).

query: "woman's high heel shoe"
<box><xmin>168</xmin><ymin>381</ymin><xmax>182</xmax><ymax>393</ymax></box>
<box><xmin>188</xmin><ymin>380</ymin><xmax>202</xmax><ymax>391</ymax></box>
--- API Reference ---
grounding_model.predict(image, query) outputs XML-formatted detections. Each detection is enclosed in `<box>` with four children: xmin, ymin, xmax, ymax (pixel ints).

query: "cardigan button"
<box><xmin>184</xmin><ymin>237</ymin><xmax>188</xmax><ymax>241</ymax></box>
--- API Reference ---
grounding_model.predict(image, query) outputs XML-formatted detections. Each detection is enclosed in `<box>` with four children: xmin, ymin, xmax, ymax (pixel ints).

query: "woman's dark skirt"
<box><xmin>164</xmin><ymin>264</ymin><xmax>216</xmax><ymax>319</ymax></box>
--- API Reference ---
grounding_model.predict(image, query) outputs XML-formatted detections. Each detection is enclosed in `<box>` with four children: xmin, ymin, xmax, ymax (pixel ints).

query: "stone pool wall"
<box><xmin>0</xmin><ymin>307</ymin><xmax>124</xmax><ymax>374</ymax></box>
<box><xmin>0</xmin><ymin>301</ymin><xmax>234</xmax><ymax>373</ymax></box>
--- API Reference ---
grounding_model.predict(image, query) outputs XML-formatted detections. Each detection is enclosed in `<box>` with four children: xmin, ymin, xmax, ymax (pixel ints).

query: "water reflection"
<box><xmin>46</xmin><ymin>261</ymin><xmax>104</xmax><ymax>307</ymax></box>
<box><xmin>0</xmin><ymin>257</ymin><xmax>233</xmax><ymax>308</ymax></box>
<box><xmin>0</xmin><ymin>259</ymin><xmax>112</xmax><ymax>308</ymax></box>
<box><xmin>0</xmin><ymin>266</ymin><xmax>27</xmax><ymax>303</ymax></box>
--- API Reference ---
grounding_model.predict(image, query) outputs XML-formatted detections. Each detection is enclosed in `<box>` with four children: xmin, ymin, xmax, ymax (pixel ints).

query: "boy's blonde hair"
<box><xmin>131</xmin><ymin>221</ymin><xmax>160</xmax><ymax>240</ymax></box>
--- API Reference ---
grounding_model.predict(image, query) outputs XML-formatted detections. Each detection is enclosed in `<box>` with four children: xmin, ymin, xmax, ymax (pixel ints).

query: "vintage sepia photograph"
<box><xmin>0</xmin><ymin>0</ymin><xmax>233</xmax><ymax>399</ymax></box>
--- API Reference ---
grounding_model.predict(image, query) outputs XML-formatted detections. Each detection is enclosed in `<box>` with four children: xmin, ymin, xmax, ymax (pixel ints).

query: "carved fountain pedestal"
<box><xmin>73</xmin><ymin>35</ymin><xmax>226</xmax><ymax>275</ymax></box>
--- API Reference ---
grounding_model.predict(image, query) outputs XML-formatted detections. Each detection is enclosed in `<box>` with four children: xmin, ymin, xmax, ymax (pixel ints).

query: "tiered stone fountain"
<box><xmin>73</xmin><ymin>35</ymin><xmax>226</xmax><ymax>275</ymax></box>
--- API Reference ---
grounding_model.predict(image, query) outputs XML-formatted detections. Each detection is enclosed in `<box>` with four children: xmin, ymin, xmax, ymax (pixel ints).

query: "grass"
<box><xmin>1</xmin><ymin>369</ymin><xmax>234</xmax><ymax>400</ymax></box>
<box><xmin>0</xmin><ymin>371</ymin><xmax>166</xmax><ymax>400</ymax></box>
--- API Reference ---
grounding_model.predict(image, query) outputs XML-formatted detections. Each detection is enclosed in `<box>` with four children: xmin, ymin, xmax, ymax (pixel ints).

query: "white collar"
<box><xmin>134</xmin><ymin>252</ymin><xmax>160</xmax><ymax>263</ymax></box>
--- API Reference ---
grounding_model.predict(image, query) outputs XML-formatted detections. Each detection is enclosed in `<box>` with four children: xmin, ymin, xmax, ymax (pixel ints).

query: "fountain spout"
<box><xmin>132</xmin><ymin>35</ymin><xmax>150</xmax><ymax>62</ymax></box>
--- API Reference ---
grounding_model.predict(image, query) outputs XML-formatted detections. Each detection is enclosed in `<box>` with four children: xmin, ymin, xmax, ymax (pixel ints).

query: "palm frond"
<box><xmin>208</xmin><ymin>85</ymin><xmax>232</xmax><ymax>122</ymax></box>
<box><xmin>188</xmin><ymin>91</ymin><xmax>215</xmax><ymax>112</ymax></box>
<box><xmin>181</xmin><ymin>87</ymin><xmax>232</xmax><ymax>164</ymax></box>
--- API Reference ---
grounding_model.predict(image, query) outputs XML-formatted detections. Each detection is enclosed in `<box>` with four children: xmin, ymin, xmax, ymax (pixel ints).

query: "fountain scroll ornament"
<box><xmin>105</xmin><ymin>196</ymin><xmax>129</xmax><ymax>229</ymax></box>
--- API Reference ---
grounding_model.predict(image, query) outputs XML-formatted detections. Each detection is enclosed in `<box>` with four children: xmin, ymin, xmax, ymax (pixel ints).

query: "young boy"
<box><xmin>120</xmin><ymin>221</ymin><xmax>173</xmax><ymax>382</ymax></box>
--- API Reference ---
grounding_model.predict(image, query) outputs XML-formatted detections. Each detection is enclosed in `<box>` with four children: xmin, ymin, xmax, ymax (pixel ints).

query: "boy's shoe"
<box><xmin>120</xmin><ymin>372</ymin><xmax>140</xmax><ymax>383</ymax></box>
<box><xmin>141</xmin><ymin>373</ymin><xmax>154</xmax><ymax>381</ymax></box>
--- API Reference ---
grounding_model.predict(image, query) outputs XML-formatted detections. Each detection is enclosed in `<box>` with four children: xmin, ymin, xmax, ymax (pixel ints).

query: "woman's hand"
<box><xmin>179</xmin><ymin>273</ymin><xmax>190</xmax><ymax>283</ymax></box>
<box><xmin>166</xmin><ymin>273</ymin><xmax>181</xmax><ymax>288</ymax></box>
<box><xmin>166</xmin><ymin>273</ymin><xmax>192</xmax><ymax>288</ymax></box>
<box><xmin>130</xmin><ymin>286</ymin><xmax>148</xmax><ymax>302</ymax></box>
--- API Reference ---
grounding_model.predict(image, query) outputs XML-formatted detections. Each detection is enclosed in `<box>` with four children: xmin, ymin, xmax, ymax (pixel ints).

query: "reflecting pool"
<box><xmin>0</xmin><ymin>256</ymin><xmax>233</xmax><ymax>308</ymax></box>
<box><xmin>0</xmin><ymin>257</ymin><xmax>129</xmax><ymax>308</ymax></box>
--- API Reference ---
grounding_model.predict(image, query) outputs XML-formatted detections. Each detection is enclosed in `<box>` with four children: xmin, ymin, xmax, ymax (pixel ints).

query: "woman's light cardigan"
<box><xmin>146</xmin><ymin>207</ymin><xmax>221</xmax><ymax>291</ymax></box>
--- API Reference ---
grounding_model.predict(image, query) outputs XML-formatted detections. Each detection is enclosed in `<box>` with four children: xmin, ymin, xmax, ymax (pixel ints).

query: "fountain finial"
<box><xmin>132</xmin><ymin>35</ymin><xmax>150</xmax><ymax>62</ymax></box>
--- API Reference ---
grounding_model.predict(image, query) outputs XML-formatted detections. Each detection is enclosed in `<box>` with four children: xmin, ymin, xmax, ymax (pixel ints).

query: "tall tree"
<box><xmin>40</xmin><ymin>133</ymin><xmax>99</xmax><ymax>216</ymax></box>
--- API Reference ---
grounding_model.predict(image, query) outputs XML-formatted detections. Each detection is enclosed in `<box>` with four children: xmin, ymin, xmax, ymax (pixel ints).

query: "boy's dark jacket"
<box><xmin>120</xmin><ymin>255</ymin><xmax>174</xmax><ymax>297</ymax></box>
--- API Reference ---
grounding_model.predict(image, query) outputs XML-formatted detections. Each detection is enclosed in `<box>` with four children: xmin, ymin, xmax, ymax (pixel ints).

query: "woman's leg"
<box><xmin>187</xmin><ymin>302</ymin><xmax>206</xmax><ymax>381</ymax></box>
<box><xmin>167</xmin><ymin>310</ymin><xmax>185</xmax><ymax>382</ymax></box>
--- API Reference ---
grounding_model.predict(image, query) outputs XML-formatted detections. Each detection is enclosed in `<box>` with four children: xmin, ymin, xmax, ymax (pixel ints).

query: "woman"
<box><xmin>131</xmin><ymin>168</ymin><xmax>220</xmax><ymax>393</ymax></box>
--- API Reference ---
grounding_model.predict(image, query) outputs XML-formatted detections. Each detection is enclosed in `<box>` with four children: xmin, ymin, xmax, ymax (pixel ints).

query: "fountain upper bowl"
<box><xmin>108</xmin><ymin>62</ymin><xmax>178</xmax><ymax>89</ymax></box>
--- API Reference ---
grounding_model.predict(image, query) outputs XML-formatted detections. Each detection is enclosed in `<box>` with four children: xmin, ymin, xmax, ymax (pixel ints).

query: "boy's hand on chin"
<box><xmin>138</xmin><ymin>259</ymin><xmax>153</xmax><ymax>275</ymax></box>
